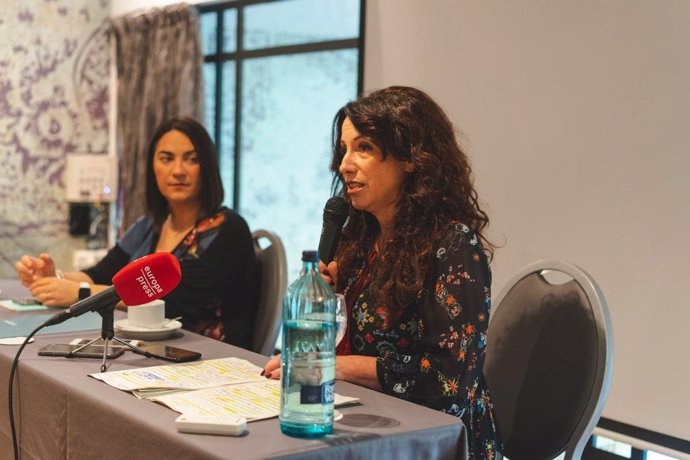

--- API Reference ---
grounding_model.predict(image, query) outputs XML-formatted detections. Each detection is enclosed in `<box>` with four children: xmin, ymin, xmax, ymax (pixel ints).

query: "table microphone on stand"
<box><xmin>44</xmin><ymin>252</ymin><xmax>182</xmax><ymax>371</ymax></box>
<box><xmin>7</xmin><ymin>253</ymin><xmax>182</xmax><ymax>460</ymax></box>
<box><xmin>43</xmin><ymin>252</ymin><xmax>181</xmax><ymax>327</ymax></box>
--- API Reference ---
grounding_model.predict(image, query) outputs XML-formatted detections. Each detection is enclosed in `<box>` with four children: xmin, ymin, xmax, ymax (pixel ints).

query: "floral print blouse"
<box><xmin>83</xmin><ymin>207</ymin><xmax>260</xmax><ymax>349</ymax></box>
<box><xmin>340</xmin><ymin>223</ymin><xmax>501</xmax><ymax>459</ymax></box>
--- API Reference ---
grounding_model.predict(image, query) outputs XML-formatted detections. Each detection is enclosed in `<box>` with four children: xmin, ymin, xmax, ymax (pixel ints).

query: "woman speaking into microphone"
<box><xmin>15</xmin><ymin>118</ymin><xmax>260</xmax><ymax>349</ymax></box>
<box><xmin>264</xmin><ymin>86</ymin><xmax>501</xmax><ymax>458</ymax></box>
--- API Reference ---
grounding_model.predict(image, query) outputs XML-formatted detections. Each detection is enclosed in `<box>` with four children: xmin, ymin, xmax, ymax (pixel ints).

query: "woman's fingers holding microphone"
<box><xmin>318</xmin><ymin>261</ymin><xmax>339</xmax><ymax>287</ymax></box>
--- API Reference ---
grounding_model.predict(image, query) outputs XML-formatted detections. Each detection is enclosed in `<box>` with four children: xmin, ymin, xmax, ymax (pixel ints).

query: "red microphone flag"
<box><xmin>113</xmin><ymin>252</ymin><xmax>182</xmax><ymax>306</ymax></box>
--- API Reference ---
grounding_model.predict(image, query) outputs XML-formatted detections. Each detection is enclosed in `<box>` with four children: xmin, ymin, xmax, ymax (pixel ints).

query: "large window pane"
<box><xmin>199</xmin><ymin>12</ymin><xmax>217</xmax><ymax>55</ymax></box>
<box><xmin>244</xmin><ymin>0</ymin><xmax>360</xmax><ymax>50</ymax></box>
<box><xmin>220</xmin><ymin>61</ymin><xmax>236</xmax><ymax>207</ymax></box>
<box><xmin>222</xmin><ymin>9</ymin><xmax>238</xmax><ymax>52</ymax></box>
<box><xmin>240</xmin><ymin>49</ymin><xmax>358</xmax><ymax>277</ymax></box>
<box><xmin>199</xmin><ymin>0</ymin><xmax>363</xmax><ymax>283</ymax></box>
<box><xmin>202</xmin><ymin>62</ymin><xmax>216</xmax><ymax>142</ymax></box>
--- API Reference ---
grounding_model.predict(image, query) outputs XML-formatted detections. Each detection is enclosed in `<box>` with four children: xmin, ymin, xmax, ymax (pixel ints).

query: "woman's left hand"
<box><xmin>262</xmin><ymin>354</ymin><xmax>281</xmax><ymax>379</ymax></box>
<box><xmin>28</xmin><ymin>277</ymin><xmax>79</xmax><ymax>307</ymax></box>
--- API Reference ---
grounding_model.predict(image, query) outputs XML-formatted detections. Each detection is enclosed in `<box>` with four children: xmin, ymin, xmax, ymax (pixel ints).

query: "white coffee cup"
<box><xmin>127</xmin><ymin>299</ymin><xmax>166</xmax><ymax>329</ymax></box>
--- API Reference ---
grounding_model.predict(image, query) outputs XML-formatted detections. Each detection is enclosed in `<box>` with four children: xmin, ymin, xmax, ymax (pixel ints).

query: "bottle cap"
<box><xmin>302</xmin><ymin>250</ymin><xmax>319</xmax><ymax>262</ymax></box>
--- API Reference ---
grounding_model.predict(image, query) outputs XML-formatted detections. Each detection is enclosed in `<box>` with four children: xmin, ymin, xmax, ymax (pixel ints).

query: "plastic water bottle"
<box><xmin>280</xmin><ymin>250</ymin><xmax>337</xmax><ymax>438</ymax></box>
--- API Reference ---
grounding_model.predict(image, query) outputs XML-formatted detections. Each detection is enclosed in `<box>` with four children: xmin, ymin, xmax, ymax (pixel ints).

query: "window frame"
<box><xmin>197</xmin><ymin>0</ymin><xmax>366</xmax><ymax>210</ymax></box>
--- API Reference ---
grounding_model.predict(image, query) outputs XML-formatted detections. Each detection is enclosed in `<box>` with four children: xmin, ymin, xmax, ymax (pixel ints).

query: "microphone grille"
<box><xmin>323</xmin><ymin>195</ymin><xmax>349</xmax><ymax>225</ymax></box>
<box><xmin>112</xmin><ymin>252</ymin><xmax>182</xmax><ymax>305</ymax></box>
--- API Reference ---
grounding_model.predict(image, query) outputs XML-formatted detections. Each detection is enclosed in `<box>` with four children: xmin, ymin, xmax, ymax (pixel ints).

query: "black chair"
<box><xmin>251</xmin><ymin>229</ymin><xmax>287</xmax><ymax>356</ymax></box>
<box><xmin>484</xmin><ymin>260</ymin><xmax>614</xmax><ymax>460</ymax></box>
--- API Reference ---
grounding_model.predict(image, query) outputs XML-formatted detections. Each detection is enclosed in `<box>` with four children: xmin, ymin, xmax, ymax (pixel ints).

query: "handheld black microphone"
<box><xmin>42</xmin><ymin>253</ymin><xmax>182</xmax><ymax>327</ymax></box>
<box><xmin>318</xmin><ymin>195</ymin><xmax>349</xmax><ymax>264</ymax></box>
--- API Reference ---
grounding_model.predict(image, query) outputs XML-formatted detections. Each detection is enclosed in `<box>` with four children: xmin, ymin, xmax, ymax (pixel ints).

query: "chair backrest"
<box><xmin>484</xmin><ymin>260</ymin><xmax>614</xmax><ymax>460</ymax></box>
<box><xmin>251</xmin><ymin>229</ymin><xmax>288</xmax><ymax>356</ymax></box>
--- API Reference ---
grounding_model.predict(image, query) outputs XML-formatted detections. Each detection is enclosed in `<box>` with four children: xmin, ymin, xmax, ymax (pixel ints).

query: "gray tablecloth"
<box><xmin>0</xmin><ymin>280</ymin><xmax>467</xmax><ymax>459</ymax></box>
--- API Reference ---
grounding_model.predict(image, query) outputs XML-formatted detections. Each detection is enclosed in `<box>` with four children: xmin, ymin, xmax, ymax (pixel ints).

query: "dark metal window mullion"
<box><xmin>357</xmin><ymin>0</ymin><xmax>367</xmax><ymax>95</ymax></box>
<box><xmin>213</xmin><ymin>10</ymin><xmax>224</xmax><ymax>164</ymax></box>
<box><xmin>233</xmin><ymin>5</ymin><xmax>244</xmax><ymax>211</ymax></box>
<box><xmin>205</xmin><ymin>40</ymin><xmax>360</xmax><ymax>64</ymax></box>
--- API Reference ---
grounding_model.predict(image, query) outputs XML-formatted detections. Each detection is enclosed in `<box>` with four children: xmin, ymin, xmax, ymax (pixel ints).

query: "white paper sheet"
<box><xmin>152</xmin><ymin>379</ymin><xmax>359</xmax><ymax>422</ymax></box>
<box><xmin>89</xmin><ymin>357</ymin><xmax>265</xmax><ymax>391</ymax></box>
<box><xmin>90</xmin><ymin>357</ymin><xmax>359</xmax><ymax>422</ymax></box>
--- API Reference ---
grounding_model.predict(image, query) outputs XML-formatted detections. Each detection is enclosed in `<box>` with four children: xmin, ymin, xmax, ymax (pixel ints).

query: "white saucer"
<box><xmin>114</xmin><ymin>319</ymin><xmax>182</xmax><ymax>341</ymax></box>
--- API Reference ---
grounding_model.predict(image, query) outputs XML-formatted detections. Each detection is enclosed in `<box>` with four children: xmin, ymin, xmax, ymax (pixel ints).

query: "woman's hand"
<box><xmin>262</xmin><ymin>353</ymin><xmax>381</xmax><ymax>391</ymax></box>
<box><xmin>16</xmin><ymin>253</ymin><xmax>57</xmax><ymax>287</ymax></box>
<box><xmin>28</xmin><ymin>277</ymin><xmax>79</xmax><ymax>308</ymax></box>
<box><xmin>336</xmin><ymin>355</ymin><xmax>382</xmax><ymax>390</ymax></box>
<box><xmin>262</xmin><ymin>354</ymin><xmax>281</xmax><ymax>379</ymax></box>
<box><xmin>319</xmin><ymin>261</ymin><xmax>338</xmax><ymax>288</ymax></box>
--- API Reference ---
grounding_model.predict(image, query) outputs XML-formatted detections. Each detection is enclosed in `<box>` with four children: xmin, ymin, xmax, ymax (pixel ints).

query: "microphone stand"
<box><xmin>69</xmin><ymin>305</ymin><xmax>150</xmax><ymax>372</ymax></box>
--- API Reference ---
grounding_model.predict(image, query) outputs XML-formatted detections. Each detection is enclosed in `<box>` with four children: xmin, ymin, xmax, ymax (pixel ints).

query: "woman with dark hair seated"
<box><xmin>264</xmin><ymin>87</ymin><xmax>502</xmax><ymax>458</ymax></box>
<box><xmin>16</xmin><ymin>117</ymin><xmax>260</xmax><ymax>349</ymax></box>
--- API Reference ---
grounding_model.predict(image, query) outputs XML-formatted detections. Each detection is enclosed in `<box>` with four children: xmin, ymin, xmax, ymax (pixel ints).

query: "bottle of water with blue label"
<box><xmin>280</xmin><ymin>250</ymin><xmax>337</xmax><ymax>438</ymax></box>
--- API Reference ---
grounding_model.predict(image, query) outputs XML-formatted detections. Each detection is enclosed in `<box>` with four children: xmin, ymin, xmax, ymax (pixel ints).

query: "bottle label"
<box><xmin>300</xmin><ymin>379</ymin><xmax>335</xmax><ymax>405</ymax></box>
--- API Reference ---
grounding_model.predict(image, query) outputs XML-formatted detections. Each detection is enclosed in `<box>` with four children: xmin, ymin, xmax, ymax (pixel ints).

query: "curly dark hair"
<box><xmin>145</xmin><ymin>117</ymin><xmax>224</xmax><ymax>229</ymax></box>
<box><xmin>330</xmin><ymin>86</ymin><xmax>493</xmax><ymax>310</ymax></box>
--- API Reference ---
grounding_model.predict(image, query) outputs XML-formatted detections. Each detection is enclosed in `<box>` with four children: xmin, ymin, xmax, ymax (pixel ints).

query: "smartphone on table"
<box><xmin>70</xmin><ymin>338</ymin><xmax>143</xmax><ymax>350</ymax></box>
<box><xmin>15</xmin><ymin>298</ymin><xmax>42</xmax><ymax>305</ymax></box>
<box><xmin>38</xmin><ymin>343</ymin><xmax>125</xmax><ymax>359</ymax></box>
<box><xmin>133</xmin><ymin>344</ymin><xmax>201</xmax><ymax>363</ymax></box>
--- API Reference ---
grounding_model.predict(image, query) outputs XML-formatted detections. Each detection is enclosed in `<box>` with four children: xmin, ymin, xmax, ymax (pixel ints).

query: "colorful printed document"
<box><xmin>90</xmin><ymin>357</ymin><xmax>358</xmax><ymax>421</ymax></box>
<box><xmin>152</xmin><ymin>379</ymin><xmax>357</xmax><ymax>421</ymax></box>
<box><xmin>91</xmin><ymin>357</ymin><xmax>261</xmax><ymax>391</ymax></box>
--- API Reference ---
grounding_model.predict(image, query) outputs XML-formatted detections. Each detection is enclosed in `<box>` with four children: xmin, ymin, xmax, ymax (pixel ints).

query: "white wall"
<box><xmin>111</xmin><ymin>0</ymin><xmax>204</xmax><ymax>17</ymax></box>
<box><xmin>365</xmin><ymin>0</ymin><xmax>690</xmax><ymax>440</ymax></box>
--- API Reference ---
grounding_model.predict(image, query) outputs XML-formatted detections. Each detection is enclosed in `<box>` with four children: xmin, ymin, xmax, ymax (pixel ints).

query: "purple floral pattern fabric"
<box><xmin>0</xmin><ymin>0</ymin><xmax>109</xmax><ymax>276</ymax></box>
